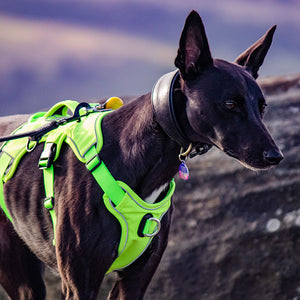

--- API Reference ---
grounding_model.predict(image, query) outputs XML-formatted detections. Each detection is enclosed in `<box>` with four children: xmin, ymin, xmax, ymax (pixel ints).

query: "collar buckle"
<box><xmin>189</xmin><ymin>144</ymin><xmax>212</xmax><ymax>158</ymax></box>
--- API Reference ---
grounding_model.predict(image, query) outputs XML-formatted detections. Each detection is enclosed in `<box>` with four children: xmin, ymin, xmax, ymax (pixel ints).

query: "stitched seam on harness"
<box><xmin>108</xmin><ymin>198</ymin><xmax>129</xmax><ymax>256</ymax></box>
<box><xmin>121</xmin><ymin>187</ymin><xmax>169</xmax><ymax>211</ymax></box>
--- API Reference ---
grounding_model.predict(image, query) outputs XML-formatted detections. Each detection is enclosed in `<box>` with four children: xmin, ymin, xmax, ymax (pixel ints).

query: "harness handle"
<box><xmin>44</xmin><ymin>100</ymin><xmax>80</xmax><ymax>118</ymax></box>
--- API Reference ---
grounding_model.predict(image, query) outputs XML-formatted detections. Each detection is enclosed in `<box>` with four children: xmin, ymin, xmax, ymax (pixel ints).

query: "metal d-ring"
<box><xmin>26</xmin><ymin>139</ymin><xmax>38</xmax><ymax>152</ymax></box>
<box><xmin>178</xmin><ymin>143</ymin><xmax>192</xmax><ymax>161</ymax></box>
<box><xmin>144</xmin><ymin>217</ymin><xmax>161</xmax><ymax>237</ymax></box>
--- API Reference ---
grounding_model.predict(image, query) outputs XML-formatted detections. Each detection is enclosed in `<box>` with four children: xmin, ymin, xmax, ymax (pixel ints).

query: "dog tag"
<box><xmin>179</xmin><ymin>161</ymin><xmax>189</xmax><ymax>180</ymax></box>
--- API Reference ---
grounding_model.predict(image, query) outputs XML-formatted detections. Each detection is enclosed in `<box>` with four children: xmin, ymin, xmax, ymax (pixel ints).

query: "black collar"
<box><xmin>151</xmin><ymin>70</ymin><xmax>212</xmax><ymax>157</ymax></box>
<box><xmin>151</xmin><ymin>70</ymin><xmax>190</xmax><ymax>148</ymax></box>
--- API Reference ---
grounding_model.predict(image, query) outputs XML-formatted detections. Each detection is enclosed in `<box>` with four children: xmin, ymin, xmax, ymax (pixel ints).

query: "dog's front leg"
<box><xmin>55</xmin><ymin>208</ymin><xmax>119</xmax><ymax>299</ymax></box>
<box><xmin>108</xmin><ymin>208</ymin><xmax>173</xmax><ymax>300</ymax></box>
<box><xmin>56</xmin><ymin>233</ymin><xmax>117</xmax><ymax>300</ymax></box>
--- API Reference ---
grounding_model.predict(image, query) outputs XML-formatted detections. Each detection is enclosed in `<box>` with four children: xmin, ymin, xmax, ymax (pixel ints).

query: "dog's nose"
<box><xmin>263</xmin><ymin>149</ymin><xmax>283</xmax><ymax>165</ymax></box>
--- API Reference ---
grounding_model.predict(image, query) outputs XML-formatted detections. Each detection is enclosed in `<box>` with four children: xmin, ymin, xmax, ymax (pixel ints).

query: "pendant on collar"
<box><xmin>178</xmin><ymin>143</ymin><xmax>192</xmax><ymax>180</ymax></box>
<box><xmin>179</xmin><ymin>161</ymin><xmax>189</xmax><ymax>180</ymax></box>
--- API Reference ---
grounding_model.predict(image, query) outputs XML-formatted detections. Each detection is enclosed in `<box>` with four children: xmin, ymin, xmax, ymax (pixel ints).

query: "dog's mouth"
<box><xmin>224</xmin><ymin>149</ymin><xmax>239</xmax><ymax>160</ymax></box>
<box><xmin>224</xmin><ymin>149</ymin><xmax>281</xmax><ymax>171</ymax></box>
<box><xmin>207</xmin><ymin>138</ymin><xmax>283</xmax><ymax>171</ymax></box>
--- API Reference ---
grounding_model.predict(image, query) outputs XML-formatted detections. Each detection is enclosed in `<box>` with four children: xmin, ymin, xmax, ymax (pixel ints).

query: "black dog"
<box><xmin>0</xmin><ymin>10</ymin><xmax>282</xmax><ymax>300</ymax></box>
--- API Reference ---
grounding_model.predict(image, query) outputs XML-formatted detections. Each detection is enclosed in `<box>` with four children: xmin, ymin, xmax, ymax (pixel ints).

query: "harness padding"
<box><xmin>0</xmin><ymin>100</ymin><xmax>174</xmax><ymax>273</ymax></box>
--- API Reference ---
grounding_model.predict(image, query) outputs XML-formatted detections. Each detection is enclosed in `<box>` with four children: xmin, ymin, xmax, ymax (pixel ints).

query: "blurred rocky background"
<box><xmin>0</xmin><ymin>0</ymin><xmax>299</xmax><ymax>116</ymax></box>
<box><xmin>0</xmin><ymin>0</ymin><xmax>299</xmax><ymax>299</ymax></box>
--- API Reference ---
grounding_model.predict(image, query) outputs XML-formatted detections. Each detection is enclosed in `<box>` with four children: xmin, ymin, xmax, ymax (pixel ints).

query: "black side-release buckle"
<box><xmin>39</xmin><ymin>143</ymin><xmax>56</xmax><ymax>169</ymax></box>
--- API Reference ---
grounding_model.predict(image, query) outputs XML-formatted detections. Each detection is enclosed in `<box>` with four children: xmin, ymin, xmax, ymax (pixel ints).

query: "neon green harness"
<box><xmin>0</xmin><ymin>100</ymin><xmax>174</xmax><ymax>273</ymax></box>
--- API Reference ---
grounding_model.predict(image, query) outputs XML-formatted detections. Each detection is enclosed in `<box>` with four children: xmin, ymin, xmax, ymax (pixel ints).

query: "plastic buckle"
<box><xmin>39</xmin><ymin>143</ymin><xmax>56</xmax><ymax>169</ymax></box>
<box><xmin>86</xmin><ymin>154</ymin><xmax>101</xmax><ymax>173</ymax></box>
<box><xmin>44</xmin><ymin>197</ymin><xmax>54</xmax><ymax>210</ymax></box>
<box><xmin>138</xmin><ymin>213</ymin><xmax>161</xmax><ymax>238</ymax></box>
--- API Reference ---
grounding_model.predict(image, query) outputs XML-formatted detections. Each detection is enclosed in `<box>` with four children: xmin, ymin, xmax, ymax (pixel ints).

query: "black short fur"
<box><xmin>0</xmin><ymin>10</ymin><xmax>282</xmax><ymax>300</ymax></box>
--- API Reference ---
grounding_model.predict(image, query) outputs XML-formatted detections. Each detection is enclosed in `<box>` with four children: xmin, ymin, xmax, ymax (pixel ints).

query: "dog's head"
<box><xmin>175</xmin><ymin>11</ymin><xmax>283</xmax><ymax>170</ymax></box>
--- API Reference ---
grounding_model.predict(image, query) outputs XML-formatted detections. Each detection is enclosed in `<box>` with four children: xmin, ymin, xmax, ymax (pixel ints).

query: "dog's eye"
<box><xmin>224</xmin><ymin>100</ymin><xmax>237</xmax><ymax>110</ymax></box>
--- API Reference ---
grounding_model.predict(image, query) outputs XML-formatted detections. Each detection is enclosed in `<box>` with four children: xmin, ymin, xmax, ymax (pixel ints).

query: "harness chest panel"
<box><xmin>0</xmin><ymin>100</ymin><xmax>174</xmax><ymax>273</ymax></box>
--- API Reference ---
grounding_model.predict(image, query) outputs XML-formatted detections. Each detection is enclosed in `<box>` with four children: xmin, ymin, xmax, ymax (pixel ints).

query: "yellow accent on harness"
<box><xmin>104</xmin><ymin>97</ymin><xmax>124</xmax><ymax>110</ymax></box>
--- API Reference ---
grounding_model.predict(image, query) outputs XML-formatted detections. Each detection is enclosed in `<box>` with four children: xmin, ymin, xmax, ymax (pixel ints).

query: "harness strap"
<box><xmin>43</xmin><ymin>166</ymin><xmax>57</xmax><ymax>246</ymax></box>
<box><xmin>39</xmin><ymin>143</ymin><xmax>57</xmax><ymax>246</ymax></box>
<box><xmin>0</xmin><ymin>152</ymin><xmax>13</xmax><ymax>222</ymax></box>
<box><xmin>85</xmin><ymin>146</ymin><xmax>125</xmax><ymax>206</ymax></box>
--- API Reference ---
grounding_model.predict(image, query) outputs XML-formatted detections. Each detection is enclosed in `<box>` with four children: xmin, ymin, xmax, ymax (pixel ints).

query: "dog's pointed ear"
<box><xmin>175</xmin><ymin>11</ymin><xmax>213</xmax><ymax>80</ymax></box>
<box><xmin>235</xmin><ymin>25</ymin><xmax>276</xmax><ymax>79</ymax></box>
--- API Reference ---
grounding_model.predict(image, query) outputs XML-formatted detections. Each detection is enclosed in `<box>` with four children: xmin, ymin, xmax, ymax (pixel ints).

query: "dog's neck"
<box><xmin>100</xmin><ymin>92</ymin><xmax>182</xmax><ymax>199</ymax></box>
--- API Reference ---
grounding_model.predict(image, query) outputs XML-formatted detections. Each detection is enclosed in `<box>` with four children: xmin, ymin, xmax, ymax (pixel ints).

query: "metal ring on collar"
<box><xmin>179</xmin><ymin>143</ymin><xmax>192</xmax><ymax>161</ymax></box>
<box><xmin>144</xmin><ymin>217</ymin><xmax>161</xmax><ymax>237</ymax></box>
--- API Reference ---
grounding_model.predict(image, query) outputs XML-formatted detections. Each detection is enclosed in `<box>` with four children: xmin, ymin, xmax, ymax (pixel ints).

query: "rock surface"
<box><xmin>145</xmin><ymin>73</ymin><xmax>300</xmax><ymax>300</ymax></box>
<box><xmin>0</xmin><ymin>73</ymin><xmax>299</xmax><ymax>299</ymax></box>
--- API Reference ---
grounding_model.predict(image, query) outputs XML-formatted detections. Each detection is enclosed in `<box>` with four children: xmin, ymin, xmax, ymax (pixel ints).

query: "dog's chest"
<box><xmin>144</xmin><ymin>183</ymin><xmax>169</xmax><ymax>204</ymax></box>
